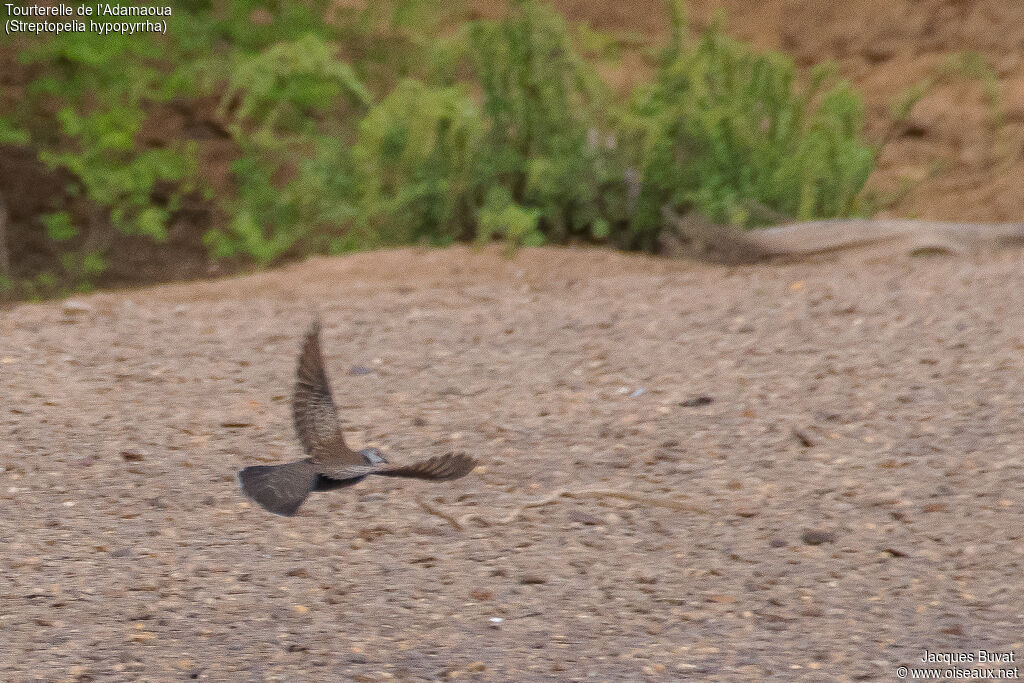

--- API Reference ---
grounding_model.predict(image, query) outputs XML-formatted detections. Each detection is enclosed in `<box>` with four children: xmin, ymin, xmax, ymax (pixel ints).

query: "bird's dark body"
<box><xmin>236</xmin><ymin>317</ymin><xmax>476</xmax><ymax>516</ymax></box>
<box><xmin>313</xmin><ymin>474</ymin><xmax>364</xmax><ymax>492</ymax></box>
<box><xmin>313</xmin><ymin>447</ymin><xmax>380</xmax><ymax>490</ymax></box>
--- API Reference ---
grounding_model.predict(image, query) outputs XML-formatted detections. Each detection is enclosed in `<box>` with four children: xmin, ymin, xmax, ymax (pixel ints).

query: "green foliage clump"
<box><xmin>1</xmin><ymin>0</ymin><xmax>880</xmax><ymax>298</ymax></box>
<box><xmin>0</xmin><ymin>116</ymin><xmax>28</xmax><ymax>145</ymax></box>
<box><xmin>202</xmin><ymin>31</ymin><xmax>371</xmax><ymax>265</ymax></box>
<box><xmin>219</xmin><ymin>33</ymin><xmax>371</xmax><ymax>132</ymax></box>
<box><xmin>466</xmin><ymin>0</ymin><xmax>630</xmax><ymax>245</ymax></box>
<box><xmin>477</xmin><ymin>186</ymin><xmax>544</xmax><ymax>253</ymax></box>
<box><xmin>626</xmin><ymin>14</ymin><xmax>875</xmax><ymax>243</ymax></box>
<box><xmin>9</xmin><ymin>11</ymin><xmax>200</xmax><ymax>293</ymax></box>
<box><xmin>350</xmin><ymin>79</ymin><xmax>484</xmax><ymax>248</ymax></box>
<box><xmin>42</xmin><ymin>107</ymin><xmax>197</xmax><ymax>242</ymax></box>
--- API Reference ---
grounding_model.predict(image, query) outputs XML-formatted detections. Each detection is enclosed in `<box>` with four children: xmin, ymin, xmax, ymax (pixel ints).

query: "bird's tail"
<box><xmin>237</xmin><ymin>460</ymin><xmax>318</xmax><ymax>517</ymax></box>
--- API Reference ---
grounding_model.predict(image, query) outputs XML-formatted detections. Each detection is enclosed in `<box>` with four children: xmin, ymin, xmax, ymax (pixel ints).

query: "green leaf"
<box><xmin>42</xmin><ymin>212</ymin><xmax>78</xmax><ymax>242</ymax></box>
<box><xmin>0</xmin><ymin>117</ymin><xmax>29</xmax><ymax>145</ymax></box>
<box><xmin>134</xmin><ymin>207</ymin><xmax>170</xmax><ymax>241</ymax></box>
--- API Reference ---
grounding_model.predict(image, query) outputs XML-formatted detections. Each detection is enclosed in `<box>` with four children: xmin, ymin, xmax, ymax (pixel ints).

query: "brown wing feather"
<box><xmin>317</xmin><ymin>452</ymin><xmax>477</xmax><ymax>482</ymax></box>
<box><xmin>310</xmin><ymin>432</ymin><xmax>365</xmax><ymax>472</ymax></box>
<box><xmin>292</xmin><ymin>317</ymin><xmax>345</xmax><ymax>454</ymax></box>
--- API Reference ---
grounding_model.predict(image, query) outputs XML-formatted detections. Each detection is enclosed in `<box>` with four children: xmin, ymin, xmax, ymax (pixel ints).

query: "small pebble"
<box><xmin>568</xmin><ymin>510</ymin><xmax>601</xmax><ymax>526</ymax></box>
<box><xmin>61</xmin><ymin>300</ymin><xmax>92</xmax><ymax>315</ymax></box>
<box><xmin>792</xmin><ymin>428</ymin><xmax>815</xmax><ymax>447</ymax></box>
<box><xmin>801</xmin><ymin>529</ymin><xmax>837</xmax><ymax>546</ymax></box>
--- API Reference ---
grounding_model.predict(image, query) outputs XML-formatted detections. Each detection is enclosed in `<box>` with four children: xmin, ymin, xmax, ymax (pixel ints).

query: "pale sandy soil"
<box><xmin>2</xmin><ymin>245</ymin><xmax>1023</xmax><ymax>681</ymax></box>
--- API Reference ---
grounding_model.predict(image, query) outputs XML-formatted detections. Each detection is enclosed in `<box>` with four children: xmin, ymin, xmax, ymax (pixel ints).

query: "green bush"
<box><xmin>344</xmin><ymin>0</ymin><xmax>634</xmax><ymax>251</ymax></box>
<box><xmin>41</xmin><ymin>107</ymin><xmax>197</xmax><ymax>241</ymax></box>
<box><xmin>3</xmin><ymin>0</ymin><xmax>367</xmax><ymax>288</ymax></box>
<box><xmin>218</xmin><ymin>33</ymin><xmax>371</xmax><ymax>132</ymax></box>
<box><xmin>466</xmin><ymin>0</ymin><xmax>630</xmax><ymax>245</ymax></box>
<box><xmin>9</xmin><ymin>6</ymin><xmax>200</xmax><ymax>292</ymax></box>
<box><xmin>0</xmin><ymin>0</ymin><xmax>879</xmax><ymax>297</ymax></box>
<box><xmin>625</xmin><ymin>13</ymin><xmax>875</xmax><ymax>243</ymax></box>
<box><xmin>350</xmin><ymin>79</ymin><xmax>484</xmax><ymax>247</ymax></box>
<box><xmin>202</xmin><ymin>31</ymin><xmax>371</xmax><ymax>265</ymax></box>
<box><xmin>477</xmin><ymin>186</ymin><xmax>544</xmax><ymax>253</ymax></box>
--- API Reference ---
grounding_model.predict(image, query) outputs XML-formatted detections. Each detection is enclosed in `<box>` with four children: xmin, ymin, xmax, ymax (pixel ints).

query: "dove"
<box><xmin>237</xmin><ymin>317</ymin><xmax>475</xmax><ymax>516</ymax></box>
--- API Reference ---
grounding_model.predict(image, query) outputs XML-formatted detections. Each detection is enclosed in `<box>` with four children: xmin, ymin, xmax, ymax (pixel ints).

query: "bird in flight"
<box><xmin>237</xmin><ymin>317</ymin><xmax>476</xmax><ymax>516</ymax></box>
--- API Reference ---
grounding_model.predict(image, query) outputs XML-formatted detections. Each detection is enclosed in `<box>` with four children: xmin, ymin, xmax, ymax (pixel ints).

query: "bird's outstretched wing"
<box><xmin>316</xmin><ymin>452</ymin><xmax>477</xmax><ymax>482</ymax></box>
<box><xmin>293</xmin><ymin>316</ymin><xmax>346</xmax><ymax>455</ymax></box>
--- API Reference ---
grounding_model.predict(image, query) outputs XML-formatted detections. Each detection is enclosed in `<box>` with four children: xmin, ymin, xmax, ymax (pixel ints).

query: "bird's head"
<box><xmin>359</xmin><ymin>447</ymin><xmax>387</xmax><ymax>465</ymax></box>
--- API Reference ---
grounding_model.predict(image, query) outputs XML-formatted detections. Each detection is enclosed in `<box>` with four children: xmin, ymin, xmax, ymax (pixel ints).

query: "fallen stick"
<box><xmin>661</xmin><ymin>207</ymin><xmax>1024</xmax><ymax>264</ymax></box>
<box><xmin>415</xmin><ymin>488</ymin><xmax>708</xmax><ymax>530</ymax></box>
<box><xmin>415</xmin><ymin>496</ymin><xmax>465</xmax><ymax>531</ymax></box>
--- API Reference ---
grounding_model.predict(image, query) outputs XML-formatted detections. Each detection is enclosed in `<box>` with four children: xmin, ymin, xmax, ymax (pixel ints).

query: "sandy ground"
<box><xmin>2</xmin><ymin>245</ymin><xmax>1024</xmax><ymax>681</ymax></box>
